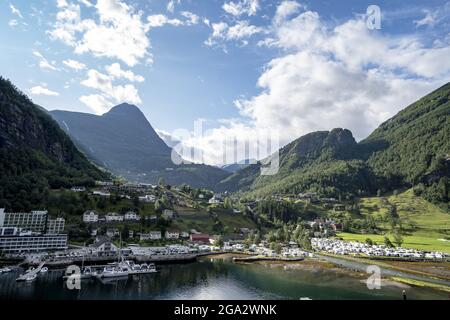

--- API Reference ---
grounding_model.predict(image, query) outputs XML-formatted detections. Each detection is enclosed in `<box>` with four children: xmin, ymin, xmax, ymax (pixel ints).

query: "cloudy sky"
<box><xmin>2</xmin><ymin>0</ymin><xmax>450</xmax><ymax>165</ymax></box>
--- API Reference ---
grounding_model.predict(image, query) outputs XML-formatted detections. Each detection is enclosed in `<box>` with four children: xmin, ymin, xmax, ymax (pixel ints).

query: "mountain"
<box><xmin>360</xmin><ymin>82</ymin><xmax>450</xmax><ymax>205</ymax></box>
<box><xmin>0</xmin><ymin>77</ymin><xmax>108</xmax><ymax>211</ymax></box>
<box><xmin>50</xmin><ymin>104</ymin><xmax>230</xmax><ymax>189</ymax></box>
<box><xmin>217</xmin><ymin>83</ymin><xmax>449</xmax><ymax>206</ymax></box>
<box><xmin>221</xmin><ymin>159</ymin><xmax>256</xmax><ymax>173</ymax></box>
<box><xmin>217</xmin><ymin>129</ymin><xmax>376</xmax><ymax>198</ymax></box>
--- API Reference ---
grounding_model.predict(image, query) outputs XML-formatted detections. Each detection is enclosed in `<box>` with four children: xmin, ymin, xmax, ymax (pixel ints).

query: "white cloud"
<box><xmin>79</xmin><ymin>94</ymin><xmax>113</xmax><ymax>114</ymax></box>
<box><xmin>147</xmin><ymin>12</ymin><xmax>199</xmax><ymax>28</ymax></box>
<box><xmin>57</xmin><ymin>0</ymin><xmax>68</xmax><ymax>8</ymax></box>
<box><xmin>190</xmin><ymin>1</ymin><xmax>450</xmax><ymax>165</ymax></box>
<box><xmin>63</xmin><ymin>59</ymin><xmax>86</xmax><ymax>71</ymax></box>
<box><xmin>205</xmin><ymin>20</ymin><xmax>264</xmax><ymax>46</ymax></box>
<box><xmin>48</xmin><ymin>0</ymin><xmax>151</xmax><ymax>67</ymax></box>
<box><xmin>223</xmin><ymin>0</ymin><xmax>259</xmax><ymax>17</ymax></box>
<box><xmin>147</xmin><ymin>14</ymin><xmax>183</xmax><ymax>27</ymax></box>
<box><xmin>180</xmin><ymin>11</ymin><xmax>200</xmax><ymax>25</ymax></box>
<box><xmin>273</xmin><ymin>0</ymin><xmax>302</xmax><ymax>25</ymax></box>
<box><xmin>105</xmin><ymin>63</ymin><xmax>144</xmax><ymax>82</ymax></box>
<box><xmin>80</xmin><ymin>68</ymin><xmax>142</xmax><ymax>114</ymax></box>
<box><xmin>8</xmin><ymin>19</ymin><xmax>18</xmax><ymax>27</ymax></box>
<box><xmin>78</xmin><ymin>0</ymin><xmax>93</xmax><ymax>7</ymax></box>
<box><xmin>30</xmin><ymin>85</ymin><xmax>60</xmax><ymax>96</ymax></box>
<box><xmin>9</xmin><ymin>4</ymin><xmax>23</xmax><ymax>18</ymax></box>
<box><xmin>414</xmin><ymin>3</ymin><xmax>450</xmax><ymax>27</ymax></box>
<box><xmin>33</xmin><ymin>50</ymin><xmax>59</xmax><ymax>71</ymax></box>
<box><xmin>167</xmin><ymin>0</ymin><xmax>180</xmax><ymax>13</ymax></box>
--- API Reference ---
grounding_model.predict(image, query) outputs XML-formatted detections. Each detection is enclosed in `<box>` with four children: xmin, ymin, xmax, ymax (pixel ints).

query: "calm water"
<box><xmin>0</xmin><ymin>257</ymin><xmax>448</xmax><ymax>300</ymax></box>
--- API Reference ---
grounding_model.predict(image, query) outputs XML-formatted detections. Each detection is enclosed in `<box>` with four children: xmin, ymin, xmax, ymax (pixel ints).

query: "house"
<box><xmin>93</xmin><ymin>190</ymin><xmax>111</xmax><ymax>197</ymax></box>
<box><xmin>83</xmin><ymin>210</ymin><xmax>99</xmax><ymax>223</ymax></box>
<box><xmin>162</xmin><ymin>209</ymin><xmax>175</xmax><ymax>220</ymax></box>
<box><xmin>106</xmin><ymin>228</ymin><xmax>120</xmax><ymax>238</ymax></box>
<box><xmin>165</xmin><ymin>230</ymin><xmax>180</xmax><ymax>239</ymax></box>
<box><xmin>95</xmin><ymin>181</ymin><xmax>114</xmax><ymax>186</ymax></box>
<box><xmin>139</xmin><ymin>195</ymin><xmax>156</xmax><ymax>203</ymax></box>
<box><xmin>105</xmin><ymin>212</ymin><xmax>124</xmax><ymax>222</ymax></box>
<box><xmin>91</xmin><ymin>229</ymin><xmax>98</xmax><ymax>237</ymax></box>
<box><xmin>140</xmin><ymin>231</ymin><xmax>162</xmax><ymax>241</ymax></box>
<box><xmin>91</xmin><ymin>236</ymin><xmax>118</xmax><ymax>256</ymax></box>
<box><xmin>71</xmin><ymin>186</ymin><xmax>86</xmax><ymax>192</ymax></box>
<box><xmin>208</xmin><ymin>196</ymin><xmax>221</xmax><ymax>204</ymax></box>
<box><xmin>128</xmin><ymin>230</ymin><xmax>134</xmax><ymax>238</ymax></box>
<box><xmin>190</xmin><ymin>234</ymin><xmax>210</xmax><ymax>244</ymax></box>
<box><xmin>124</xmin><ymin>211</ymin><xmax>140</xmax><ymax>221</ymax></box>
<box><xmin>180</xmin><ymin>231</ymin><xmax>189</xmax><ymax>238</ymax></box>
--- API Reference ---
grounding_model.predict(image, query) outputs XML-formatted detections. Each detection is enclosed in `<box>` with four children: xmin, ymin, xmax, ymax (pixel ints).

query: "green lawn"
<box><xmin>336</xmin><ymin>189</ymin><xmax>450</xmax><ymax>253</ymax></box>
<box><xmin>336</xmin><ymin>232</ymin><xmax>450</xmax><ymax>253</ymax></box>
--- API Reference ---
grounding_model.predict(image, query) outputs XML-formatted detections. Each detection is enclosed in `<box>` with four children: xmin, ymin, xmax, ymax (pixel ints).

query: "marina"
<box><xmin>0</xmin><ymin>256</ymin><xmax>448</xmax><ymax>300</ymax></box>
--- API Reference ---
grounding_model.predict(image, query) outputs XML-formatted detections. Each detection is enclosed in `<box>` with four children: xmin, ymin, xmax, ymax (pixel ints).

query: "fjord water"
<box><xmin>0</xmin><ymin>258</ymin><xmax>447</xmax><ymax>300</ymax></box>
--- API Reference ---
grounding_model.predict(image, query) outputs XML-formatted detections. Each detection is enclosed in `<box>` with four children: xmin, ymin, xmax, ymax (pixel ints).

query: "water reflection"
<box><xmin>0</xmin><ymin>258</ymin><xmax>447</xmax><ymax>300</ymax></box>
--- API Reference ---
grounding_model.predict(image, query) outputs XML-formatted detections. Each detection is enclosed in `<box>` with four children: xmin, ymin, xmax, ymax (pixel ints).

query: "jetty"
<box><xmin>16</xmin><ymin>262</ymin><xmax>46</xmax><ymax>281</ymax></box>
<box><xmin>233</xmin><ymin>256</ymin><xmax>304</xmax><ymax>263</ymax></box>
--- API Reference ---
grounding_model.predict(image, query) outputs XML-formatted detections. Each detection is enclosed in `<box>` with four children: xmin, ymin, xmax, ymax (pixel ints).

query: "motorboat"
<box><xmin>25</xmin><ymin>274</ymin><xmax>37</xmax><ymax>282</ymax></box>
<box><xmin>0</xmin><ymin>267</ymin><xmax>12</xmax><ymax>273</ymax></box>
<box><xmin>98</xmin><ymin>266</ymin><xmax>130</xmax><ymax>278</ymax></box>
<box><xmin>40</xmin><ymin>267</ymin><xmax>49</xmax><ymax>273</ymax></box>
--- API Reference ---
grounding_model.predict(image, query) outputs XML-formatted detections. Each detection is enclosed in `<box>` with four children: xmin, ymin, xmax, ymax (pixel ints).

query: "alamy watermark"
<box><xmin>65</xmin><ymin>265</ymin><xmax>81</xmax><ymax>290</ymax></box>
<box><xmin>169</xmin><ymin>120</ymin><xmax>280</xmax><ymax>176</ymax></box>
<box><xmin>366</xmin><ymin>265</ymin><xmax>381</xmax><ymax>290</ymax></box>
<box><xmin>366</xmin><ymin>5</ymin><xmax>381</xmax><ymax>30</ymax></box>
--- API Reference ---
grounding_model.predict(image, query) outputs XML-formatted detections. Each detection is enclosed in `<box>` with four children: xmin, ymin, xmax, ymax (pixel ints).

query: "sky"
<box><xmin>1</xmin><ymin>0</ymin><xmax>450</xmax><ymax>165</ymax></box>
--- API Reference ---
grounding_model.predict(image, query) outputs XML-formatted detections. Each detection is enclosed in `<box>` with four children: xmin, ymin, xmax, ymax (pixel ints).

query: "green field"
<box><xmin>336</xmin><ymin>232</ymin><xmax>450</xmax><ymax>253</ymax></box>
<box><xmin>337</xmin><ymin>189</ymin><xmax>450</xmax><ymax>253</ymax></box>
<box><xmin>173</xmin><ymin>206</ymin><xmax>258</xmax><ymax>234</ymax></box>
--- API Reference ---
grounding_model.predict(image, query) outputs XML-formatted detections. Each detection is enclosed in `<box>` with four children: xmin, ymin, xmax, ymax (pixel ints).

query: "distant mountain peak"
<box><xmin>105</xmin><ymin>103</ymin><xmax>142</xmax><ymax>116</ymax></box>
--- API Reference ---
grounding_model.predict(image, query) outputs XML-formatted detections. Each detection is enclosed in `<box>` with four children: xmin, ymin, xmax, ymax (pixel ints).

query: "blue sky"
<box><xmin>1</xmin><ymin>0</ymin><xmax>450</xmax><ymax>164</ymax></box>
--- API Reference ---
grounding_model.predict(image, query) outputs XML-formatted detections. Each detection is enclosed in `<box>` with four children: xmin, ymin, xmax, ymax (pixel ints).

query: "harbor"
<box><xmin>0</xmin><ymin>255</ymin><xmax>448</xmax><ymax>300</ymax></box>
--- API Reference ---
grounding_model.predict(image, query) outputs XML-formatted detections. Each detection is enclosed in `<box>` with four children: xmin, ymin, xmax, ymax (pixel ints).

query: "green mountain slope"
<box><xmin>360</xmin><ymin>83</ymin><xmax>450</xmax><ymax>202</ymax></box>
<box><xmin>217</xmin><ymin>129</ymin><xmax>377</xmax><ymax>198</ymax></box>
<box><xmin>50</xmin><ymin>104</ymin><xmax>230</xmax><ymax>189</ymax></box>
<box><xmin>0</xmin><ymin>77</ymin><xmax>108</xmax><ymax>211</ymax></box>
<box><xmin>218</xmin><ymin>83</ymin><xmax>449</xmax><ymax>207</ymax></box>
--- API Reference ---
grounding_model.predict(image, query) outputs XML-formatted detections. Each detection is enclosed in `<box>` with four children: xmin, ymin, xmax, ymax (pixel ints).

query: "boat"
<box><xmin>40</xmin><ymin>267</ymin><xmax>49</xmax><ymax>273</ymax></box>
<box><xmin>25</xmin><ymin>274</ymin><xmax>37</xmax><ymax>282</ymax></box>
<box><xmin>98</xmin><ymin>266</ymin><xmax>130</xmax><ymax>278</ymax></box>
<box><xmin>0</xmin><ymin>267</ymin><xmax>12</xmax><ymax>273</ymax></box>
<box><xmin>130</xmin><ymin>263</ymin><xmax>157</xmax><ymax>275</ymax></box>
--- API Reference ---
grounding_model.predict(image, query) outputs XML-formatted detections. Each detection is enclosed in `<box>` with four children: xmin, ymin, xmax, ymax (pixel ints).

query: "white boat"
<box><xmin>40</xmin><ymin>267</ymin><xmax>49</xmax><ymax>273</ymax></box>
<box><xmin>98</xmin><ymin>266</ymin><xmax>129</xmax><ymax>278</ymax></box>
<box><xmin>131</xmin><ymin>263</ymin><xmax>157</xmax><ymax>275</ymax></box>
<box><xmin>25</xmin><ymin>274</ymin><xmax>37</xmax><ymax>282</ymax></box>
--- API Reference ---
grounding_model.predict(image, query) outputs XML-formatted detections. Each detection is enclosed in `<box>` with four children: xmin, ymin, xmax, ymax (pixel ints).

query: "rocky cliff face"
<box><xmin>0</xmin><ymin>77</ymin><xmax>108</xmax><ymax>211</ymax></box>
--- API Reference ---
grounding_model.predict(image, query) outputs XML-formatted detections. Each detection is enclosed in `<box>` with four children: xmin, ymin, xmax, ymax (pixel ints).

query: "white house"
<box><xmin>162</xmin><ymin>209</ymin><xmax>175</xmax><ymax>219</ymax></box>
<box><xmin>106</xmin><ymin>228</ymin><xmax>120</xmax><ymax>238</ymax></box>
<box><xmin>83</xmin><ymin>210</ymin><xmax>99</xmax><ymax>223</ymax></box>
<box><xmin>91</xmin><ymin>236</ymin><xmax>118</xmax><ymax>256</ymax></box>
<box><xmin>71</xmin><ymin>186</ymin><xmax>86</xmax><ymax>192</ymax></box>
<box><xmin>124</xmin><ymin>211</ymin><xmax>140</xmax><ymax>221</ymax></box>
<box><xmin>165</xmin><ymin>231</ymin><xmax>180</xmax><ymax>239</ymax></box>
<box><xmin>105</xmin><ymin>212</ymin><xmax>124</xmax><ymax>222</ymax></box>
<box><xmin>93</xmin><ymin>190</ymin><xmax>111</xmax><ymax>197</ymax></box>
<box><xmin>139</xmin><ymin>195</ymin><xmax>156</xmax><ymax>203</ymax></box>
<box><xmin>140</xmin><ymin>231</ymin><xmax>162</xmax><ymax>241</ymax></box>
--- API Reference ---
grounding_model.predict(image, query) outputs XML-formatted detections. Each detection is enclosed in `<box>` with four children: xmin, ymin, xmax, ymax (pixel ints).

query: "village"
<box><xmin>1</xmin><ymin>180</ymin><xmax>449</xmax><ymax>270</ymax></box>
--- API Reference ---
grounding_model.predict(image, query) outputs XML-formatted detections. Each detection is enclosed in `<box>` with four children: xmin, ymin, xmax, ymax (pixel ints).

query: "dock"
<box><xmin>16</xmin><ymin>262</ymin><xmax>45</xmax><ymax>281</ymax></box>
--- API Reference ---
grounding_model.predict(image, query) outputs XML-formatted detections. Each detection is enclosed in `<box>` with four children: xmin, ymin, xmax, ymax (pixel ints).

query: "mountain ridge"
<box><xmin>0</xmin><ymin>77</ymin><xmax>108</xmax><ymax>211</ymax></box>
<box><xmin>50</xmin><ymin>103</ymin><xmax>230</xmax><ymax>189</ymax></box>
